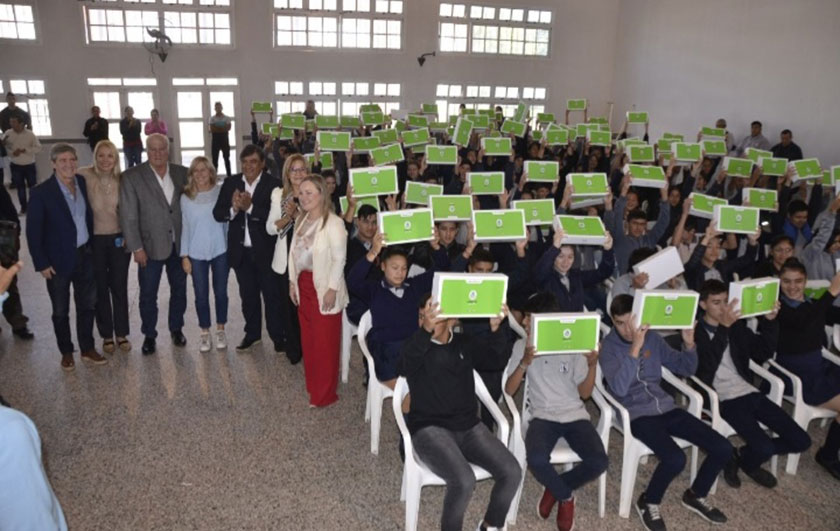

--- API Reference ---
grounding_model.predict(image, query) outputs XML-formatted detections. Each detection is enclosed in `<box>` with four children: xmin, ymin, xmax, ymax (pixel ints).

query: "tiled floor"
<box><xmin>2</xmin><ymin>214</ymin><xmax>840</xmax><ymax>530</ymax></box>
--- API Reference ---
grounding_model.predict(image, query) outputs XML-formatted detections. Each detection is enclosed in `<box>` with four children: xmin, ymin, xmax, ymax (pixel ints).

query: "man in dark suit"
<box><xmin>25</xmin><ymin>143</ymin><xmax>107</xmax><ymax>371</ymax></box>
<box><xmin>214</xmin><ymin>144</ymin><xmax>293</xmax><ymax>357</ymax></box>
<box><xmin>120</xmin><ymin>134</ymin><xmax>188</xmax><ymax>354</ymax></box>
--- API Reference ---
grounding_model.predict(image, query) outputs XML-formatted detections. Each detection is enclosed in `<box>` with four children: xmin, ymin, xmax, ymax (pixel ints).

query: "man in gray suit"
<box><xmin>119</xmin><ymin>133</ymin><xmax>188</xmax><ymax>354</ymax></box>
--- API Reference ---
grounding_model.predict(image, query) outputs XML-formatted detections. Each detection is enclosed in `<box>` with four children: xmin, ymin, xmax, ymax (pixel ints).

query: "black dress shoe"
<box><xmin>171</xmin><ymin>330</ymin><xmax>187</xmax><ymax>347</ymax></box>
<box><xmin>142</xmin><ymin>337</ymin><xmax>156</xmax><ymax>355</ymax></box>
<box><xmin>286</xmin><ymin>350</ymin><xmax>302</xmax><ymax>365</ymax></box>
<box><xmin>12</xmin><ymin>327</ymin><xmax>34</xmax><ymax>340</ymax></box>
<box><xmin>236</xmin><ymin>337</ymin><xmax>261</xmax><ymax>352</ymax></box>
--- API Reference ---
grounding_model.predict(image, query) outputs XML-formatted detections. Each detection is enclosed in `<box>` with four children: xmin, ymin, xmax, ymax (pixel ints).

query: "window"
<box><xmin>434</xmin><ymin>82</ymin><xmax>546</xmax><ymax>122</ymax></box>
<box><xmin>83</xmin><ymin>0</ymin><xmax>231</xmax><ymax>46</ymax></box>
<box><xmin>275</xmin><ymin>79</ymin><xmax>400</xmax><ymax>117</ymax></box>
<box><xmin>439</xmin><ymin>3</ymin><xmax>551</xmax><ymax>57</ymax></box>
<box><xmin>274</xmin><ymin>0</ymin><xmax>401</xmax><ymax>49</ymax></box>
<box><xmin>172</xmin><ymin>77</ymin><xmax>239</xmax><ymax>170</ymax></box>
<box><xmin>0</xmin><ymin>3</ymin><xmax>36</xmax><ymax>40</ymax></box>
<box><xmin>3</xmin><ymin>78</ymin><xmax>51</xmax><ymax>135</ymax></box>
<box><xmin>87</xmin><ymin>78</ymin><xmax>157</xmax><ymax>161</ymax></box>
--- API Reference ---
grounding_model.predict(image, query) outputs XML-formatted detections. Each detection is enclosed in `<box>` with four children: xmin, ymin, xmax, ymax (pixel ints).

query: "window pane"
<box><xmin>179</xmin><ymin>122</ymin><xmax>205</xmax><ymax>148</ymax></box>
<box><xmin>93</xmin><ymin>91</ymin><xmax>122</xmax><ymax>120</ymax></box>
<box><xmin>177</xmin><ymin>91</ymin><xmax>203</xmax><ymax>118</ymax></box>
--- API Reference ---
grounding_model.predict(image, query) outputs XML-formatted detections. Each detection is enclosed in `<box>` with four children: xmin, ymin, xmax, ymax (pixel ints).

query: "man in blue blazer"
<box><xmin>26</xmin><ymin>143</ymin><xmax>107</xmax><ymax>371</ymax></box>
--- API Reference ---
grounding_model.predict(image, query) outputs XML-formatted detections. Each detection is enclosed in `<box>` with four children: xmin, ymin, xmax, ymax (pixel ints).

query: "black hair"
<box><xmin>627</xmin><ymin>208</ymin><xmax>647</xmax><ymax>223</ymax></box>
<box><xmin>627</xmin><ymin>247</ymin><xmax>657</xmax><ymax>273</ymax></box>
<box><xmin>699</xmin><ymin>279</ymin><xmax>727</xmax><ymax>301</ymax></box>
<box><xmin>779</xmin><ymin>257</ymin><xmax>807</xmax><ymax>277</ymax></box>
<box><xmin>825</xmin><ymin>229</ymin><xmax>840</xmax><ymax>253</ymax></box>
<box><xmin>239</xmin><ymin>144</ymin><xmax>266</xmax><ymax>162</ymax></box>
<box><xmin>382</xmin><ymin>246</ymin><xmax>409</xmax><ymax>264</ymax></box>
<box><xmin>610</xmin><ymin>294</ymin><xmax>634</xmax><ymax>317</ymax></box>
<box><xmin>751</xmin><ymin>121</ymin><xmax>762</xmax><ymax>128</ymax></box>
<box><xmin>322</xmin><ymin>169</ymin><xmax>336</xmax><ymax>179</ymax></box>
<box><xmin>781</xmin><ymin>129</ymin><xmax>792</xmax><ymax>136</ymax></box>
<box><xmin>787</xmin><ymin>200</ymin><xmax>808</xmax><ymax>216</ymax></box>
<box><xmin>668</xmin><ymin>185</ymin><xmax>681</xmax><ymax>196</ymax></box>
<box><xmin>419</xmin><ymin>292</ymin><xmax>432</xmax><ymax>309</ymax></box>
<box><xmin>356</xmin><ymin>204</ymin><xmax>377</xmax><ymax>219</ymax></box>
<box><xmin>684</xmin><ymin>217</ymin><xmax>698</xmax><ymax>232</ymax></box>
<box><xmin>523</xmin><ymin>292</ymin><xmax>560</xmax><ymax>314</ymax></box>
<box><xmin>770</xmin><ymin>234</ymin><xmax>794</xmax><ymax>249</ymax></box>
<box><xmin>468</xmin><ymin>247</ymin><xmax>495</xmax><ymax>268</ymax></box>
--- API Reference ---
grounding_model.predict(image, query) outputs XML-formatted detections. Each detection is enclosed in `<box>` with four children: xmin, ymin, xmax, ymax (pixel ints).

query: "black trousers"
<box><xmin>234</xmin><ymin>248</ymin><xmax>285</xmax><ymax>345</ymax></box>
<box><xmin>91</xmin><ymin>234</ymin><xmax>131</xmax><ymax>338</ymax></box>
<box><xmin>211</xmin><ymin>138</ymin><xmax>231</xmax><ymax>178</ymax></box>
<box><xmin>2</xmin><ymin>275</ymin><xmax>28</xmax><ymax>331</ymax></box>
<box><xmin>46</xmin><ymin>246</ymin><xmax>96</xmax><ymax>355</ymax></box>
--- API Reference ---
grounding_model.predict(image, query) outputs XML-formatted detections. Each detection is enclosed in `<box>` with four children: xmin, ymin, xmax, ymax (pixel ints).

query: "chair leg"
<box><xmin>688</xmin><ymin>446</ymin><xmax>698</xmax><ymax>484</ymax></box>
<box><xmin>598</xmin><ymin>472</ymin><xmax>606</xmax><ymax>518</ymax></box>
<box><xmin>370</xmin><ymin>387</ymin><xmax>383</xmax><ymax>455</ymax></box>
<box><xmin>619</xmin><ymin>448</ymin><xmax>640</xmax><ymax>518</ymax></box>
<box><xmin>400</xmin><ymin>468</ymin><xmax>407</xmax><ymax>502</ymax></box>
<box><xmin>405</xmin><ymin>479</ymin><xmax>422</xmax><ymax>531</ymax></box>
<box><xmin>506</xmin><ymin>471</ymin><xmax>526</xmax><ymax>525</ymax></box>
<box><xmin>786</xmin><ymin>412</ymin><xmax>811</xmax><ymax>475</ymax></box>
<box><xmin>770</xmin><ymin>454</ymin><xmax>778</xmax><ymax>478</ymax></box>
<box><xmin>340</xmin><ymin>339</ymin><xmax>350</xmax><ymax>384</ymax></box>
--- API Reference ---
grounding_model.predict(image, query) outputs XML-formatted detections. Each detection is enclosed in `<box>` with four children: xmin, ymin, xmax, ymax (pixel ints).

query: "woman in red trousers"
<box><xmin>288</xmin><ymin>175</ymin><xmax>348</xmax><ymax>407</ymax></box>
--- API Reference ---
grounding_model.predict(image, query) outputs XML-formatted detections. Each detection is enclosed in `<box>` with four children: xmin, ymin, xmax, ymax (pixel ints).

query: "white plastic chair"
<box><xmin>392</xmin><ymin>372</ymin><xmax>514</xmax><ymax>531</ymax></box>
<box><xmin>356</xmin><ymin>311</ymin><xmax>394</xmax><ymax>455</ymax></box>
<box><xmin>340</xmin><ymin>309</ymin><xmax>358</xmax><ymax>383</ymax></box>
<box><xmin>689</xmin><ymin>359</ymin><xmax>783</xmax><ymax>493</ymax></box>
<box><xmin>595</xmin><ymin>364</ymin><xmax>700</xmax><ymax>518</ymax></box>
<box><xmin>508</xmin><ymin>314</ymin><xmax>527</xmax><ymax>340</ymax></box>
<box><xmin>766</xmin><ymin>348</ymin><xmax>840</xmax><ymax>474</ymax></box>
<box><xmin>501</xmin><ymin>354</ymin><xmax>611</xmax><ymax>523</ymax></box>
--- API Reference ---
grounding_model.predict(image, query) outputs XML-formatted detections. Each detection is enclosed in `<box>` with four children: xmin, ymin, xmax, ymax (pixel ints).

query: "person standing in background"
<box><xmin>1</xmin><ymin>116</ymin><xmax>40</xmax><ymax>214</ymax></box>
<box><xmin>144</xmin><ymin>109</ymin><xmax>168</xmax><ymax>137</ymax></box>
<box><xmin>0</xmin><ymin>182</ymin><xmax>33</xmax><ymax>340</ymax></box>
<box><xmin>208</xmin><ymin>102</ymin><xmax>232</xmax><ymax>179</ymax></box>
<box><xmin>78</xmin><ymin>140</ymin><xmax>131</xmax><ymax>354</ymax></box>
<box><xmin>0</xmin><ymin>92</ymin><xmax>31</xmax><ymax>132</ymax></box>
<box><xmin>120</xmin><ymin>106</ymin><xmax>143</xmax><ymax>168</ymax></box>
<box><xmin>82</xmin><ymin>106</ymin><xmax>109</xmax><ymax>153</ymax></box>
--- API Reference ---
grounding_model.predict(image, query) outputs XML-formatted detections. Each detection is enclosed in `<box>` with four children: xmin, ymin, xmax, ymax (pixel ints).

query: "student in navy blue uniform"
<box><xmin>347</xmin><ymin>229</ymin><xmax>449</xmax><ymax>389</ymax></box>
<box><xmin>684</xmin><ymin>221</ymin><xmax>759</xmax><ymax>291</ymax></box>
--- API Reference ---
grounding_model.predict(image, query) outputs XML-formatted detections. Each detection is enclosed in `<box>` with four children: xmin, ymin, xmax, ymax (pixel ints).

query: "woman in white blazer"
<box><xmin>288</xmin><ymin>174</ymin><xmax>348</xmax><ymax>408</ymax></box>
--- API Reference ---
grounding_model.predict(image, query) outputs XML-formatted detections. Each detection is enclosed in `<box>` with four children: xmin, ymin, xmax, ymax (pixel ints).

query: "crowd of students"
<box><xmin>3</xmin><ymin>96</ymin><xmax>840</xmax><ymax>531</ymax></box>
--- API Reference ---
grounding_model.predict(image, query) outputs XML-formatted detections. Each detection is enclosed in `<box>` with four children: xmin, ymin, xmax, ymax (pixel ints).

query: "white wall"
<box><xmin>0</xmin><ymin>0</ymin><xmax>619</xmax><ymax>175</ymax></box>
<box><xmin>610</xmin><ymin>0</ymin><xmax>840</xmax><ymax>165</ymax></box>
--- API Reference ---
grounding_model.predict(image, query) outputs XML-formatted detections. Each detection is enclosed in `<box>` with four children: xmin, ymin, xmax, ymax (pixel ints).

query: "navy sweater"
<box><xmin>535</xmin><ymin>246</ymin><xmax>615</xmax><ymax>312</ymax></box>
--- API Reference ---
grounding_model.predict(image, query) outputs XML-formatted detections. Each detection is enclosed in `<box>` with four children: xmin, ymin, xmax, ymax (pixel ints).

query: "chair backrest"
<box><xmin>508</xmin><ymin>315</ymin><xmax>527</xmax><ymax>340</ymax></box>
<box><xmin>357</xmin><ymin>310</ymin><xmax>375</xmax><ymax>366</ymax></box>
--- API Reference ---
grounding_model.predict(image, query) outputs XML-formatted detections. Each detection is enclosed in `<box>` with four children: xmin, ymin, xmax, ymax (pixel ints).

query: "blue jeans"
<box><xmin>630</xmin><ymin>408</ymin><xmax>732</xmax><ymax>503</ymax></box>
<box><xmin>124</xmin><ymin>144</ymin><xmax>142</xmax><ymax>168</ymax></box>
<box><xmin>525</xmin><ymin>418</ymin><xmax>609</xmax><ymax>501</ymax></box>
<box><xmin>9</xmin><ymin>163</ymin><xmax>36</xmax><ymax>210</ymax></box>
<box><xmin>137</xmin><ymin>244</ymin><xmax>186</xmax><ymax>338</ymax></box>
<box><xmin>413</xmin><ymin>422</ymin><xmax>520</xmax><ymax>531</ymax></box>
<box><xmin>719</xmin><ymin>392</ymin><xmax>811</xmax><ymax>471</ymax></box>
<box><xmin>45</xmin><ymin>246</ymin><xmax>96</xmax><ymax>355</ymax></box>
<box><xmin>190</xmin><ymin>253</ymin><xmax>229</xmax><ymax>329</ymax></box>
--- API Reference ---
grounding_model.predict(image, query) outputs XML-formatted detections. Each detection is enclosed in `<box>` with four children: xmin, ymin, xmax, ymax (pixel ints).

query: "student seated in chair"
<box><xmin>397</xmin><ymin>296</ymin><xmax>521</xmax><ymax>531</ymax></box>
<box><xmin>694</xmin><ymin>279</ymin><xmax>810</xmax><ymax>488</ymax></box>
<box><xmin>600</xmin><ymin>294</ymin><xmax>732</xmax><ymax>531</ymax></box>
<box><xmin>504</xmin><ymin>292</ymin><xmax>608</xmax><ymax>531</ymax></box>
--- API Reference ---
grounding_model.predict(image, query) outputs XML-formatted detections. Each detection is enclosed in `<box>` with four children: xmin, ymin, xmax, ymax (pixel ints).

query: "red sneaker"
<box><xmin>557</xmin><ymin>497</ymin><xmax>575</xmax><ymax>531</ymax></box>
<box><xmin>537</xmin><ymin>487</ymin><xmax>556</xmax><ymax>519</ymax></box>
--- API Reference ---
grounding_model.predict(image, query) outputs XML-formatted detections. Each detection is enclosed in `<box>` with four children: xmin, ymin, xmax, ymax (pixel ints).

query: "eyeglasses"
<box><xmin>289</xmin><ymin>167</ymin><xmax>308</xmax><ymax>174</ymax></box>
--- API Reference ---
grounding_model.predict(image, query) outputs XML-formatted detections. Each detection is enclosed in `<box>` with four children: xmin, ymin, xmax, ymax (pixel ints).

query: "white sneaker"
<box><xmin>215</xmin><ymin>330</ymin><xmax>227</xmax><ymax>350</ymax></box>
<box><xmin>199</xmin><ymin>332</ymin><xmax>212</xmax><ymax>353</ymax></box>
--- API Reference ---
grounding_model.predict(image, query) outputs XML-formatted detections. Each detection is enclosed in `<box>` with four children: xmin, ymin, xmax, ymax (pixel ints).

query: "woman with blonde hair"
<box><xmin>180</xmin><ymin>156</ymin><xmax>229</xmax><ymax>352</ymax></box>
<box><xmin>78</xmin><ymin>139</ymin><xmax>131</xmax><ymax>353</ymax></box>
<box><xmin>265</xmin><ymin>153</ymin><xmax>308</xmax><ymax>364</ymax></box>
<box><xmin>288</xmin><ymin>175</ymin><xmax>348</xmax><ymax>407</ymax></box>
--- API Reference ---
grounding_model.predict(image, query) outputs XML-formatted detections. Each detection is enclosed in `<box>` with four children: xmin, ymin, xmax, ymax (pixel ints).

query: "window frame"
<box><xmin>273</xmin><ymin>1</ymin><xmax>402</xmax><ymax>51</ymax></box>
<box><xmin>0</xmin><ymin>1</ymin><xmax>41</xmax><ymax>43</ymax></box>
<box><xmin>437</xmin><ymin>2</ymin><xmax>551</xmax><ymax>58</ymax></box>
<box><xmin>1</xmin><ymin>76</ymin><xmax>53</xmax><ymax>136</ymax></box>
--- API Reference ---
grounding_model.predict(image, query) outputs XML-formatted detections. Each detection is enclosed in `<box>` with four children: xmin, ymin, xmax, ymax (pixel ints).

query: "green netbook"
<box><xmin>587</xmin><ymin>129</ymin><xmax>611</xmax><ymax>146</ymax></box>
<box><xmin>261</xmin><ymin>123</ymin><xmax>279</xmax><ymax>136</ymax></box>
<box><xmin>352</xmin><ymin>136</ymin><xmax>381</xmax><ymax>152</ymax></box>
<box><xmin>626</xmin><ymin>111</ymin><xmax>648</xmax><ymax>124</ymax></box>
<box><xmin>361</xmin><ymin>111</ymin><xmax>385</xmax><ymax>126</ymax></box>
<box><xmin>360</xmin><ymin>104</ymin><xmax>382</xmax><ymax>113</ymax></box>
<box><xmin>626</xmin><ymin>164</ymin><xmax>666</xmax><ymax>188</ymax></box>
<box><xmin>804</xmin><ymin>280</ymin><xmax>830</xmax><ymax>300</ymax></box>
<box><xmin>431</xmin><ymin>272</ymin><xmax>508</xmax><ymax>319</ymax></box>
<box><xmin>251</xmin><ymin>101</ymin><xmax>272</xmax><ymax>113</ymax></box>
<box><xmin>404</xmin><ymin>181</ymin><xmax>443</xmax><ymax>206</ymax></box>
<box><xmin>348</xmin><ymin>165</ymin><xmax>399</xmax><ymax>197</ymax></box>
<box><xmin>689</xmin><ymin>192</ymin><xmax>728</xmax><ymax>219</ymax></box>
<box><xmin>701</xmin><ymin>139</ymin><xmax>727</xmax><ymax>157</ymax></box>
<box><xmin>281</xmin><ymin>113</ymin><xmax>306</xmax><ymax>130</ymax></box>
<box><xmin>672</xmin><ymin>142</ymin><xmax>702</xmax><ymax>163</ymax></box>
<box><xmin>421</xmin><ymin>103</ymin><xmax>438</xmax><ymax>114</ymax></box>
<box><xmin>481</xmin><ymin>137</ymin><xmax>512</xmax><ymax>156</ymax></box>
<box><xmin>471</xmin><ymin>114</ymin><xmax>491</xmax><ymax>130</ymax></box>
<box><xmin>569</xmin><ymin>173</ymin><xmax>608</xmax><ymax>197</ymax></box>
<box><xmin>453</xmin><ymin>117</ymin><xmax>474</xmax><ymax>146</ymax></box>
<box><xmin>426</xmin><ymin>145</ymin><xmax>458</xmax><ymax>165</ymax></box>
<box><xmin>567</xmin><ymin>99</ymin><xmax>587</xmax><ymax>111</ymax></box>
<box><xmin>729</xmin><ymin>277</ymin><xmax>779</xmax><ymax>318</ymax></box>
<box><xmin>657</xmin><ymin>138</ymin><xmax>674</xmax><ymax>154</ymax></box>
<box><xmin>832</xmin><ymin>165</ymin><xmax>840</xmax><ymax>185</ymax></box>
<box><xmin>536</xmin><ymin>112</ymin><xmax>555</xmax><ymax>124</ymax></box>
<box><xmin>761</xmin><ymin>157</ymin><xmax>788</xmax><ymax>176</ymax></box>
<box><xmin>791</xmin><ymin>158</ymin><xmax>823</xmax><ymax>181</ymax></box>
<box><xmin>316</xmin><ymin>131</ymin><xmax>351</xmax><ymax>151</ymax></box>
<box><xmin>304</xmin><ymin>152</ymin><xmax>334</xmax><ymax>170</ymax></box>
<box><xmin>713</xmin><ymin>205</ymin><xmax>759</xmax><ymax>234</ymax></box>
<box><xmin>401</xmin><ymin>127</ymin><xmax>431</xmax><ymax>147</ymax></box>
<box><xmin>315</xmin><ymin>115</ymin><xmax>340</xmax><ymax>129</ymax></box>
<box><xmin>662</xmin><ymin>132</ymin><xmax>684</xmax><ymax>141</ymax></box>
<box><xmin>513</xmin><ymin>102</ymin><xmax>528</xmax><ymax>122</ymax></box>
<box><xmin>461</xmin><ymin>108</ymin><xmax>478</xmax><ymax>116</ymax></box>
<box><xmin>531</xmin><ymin>313</ymin><xmax>601</xmax><ymax>355</ymax></box>
<box><xmin>340</xmin><ymin>115</ymin><xmax>362</xmax><ymax>128</ymax></box>
<box><xmin>745</xmin><ymin>147</ymin><xmax>773</xmax><ymax>164</ymax></box>
<box><xmin>429</xmin><ymin>121</ymin><xmax>449</xmax><ymax>132</ymax></box>
<box><xmin>393</xmin><ymin>119</ymin><xmax>407</xmax><ymax>133</ymax></box>
<box><xmin>512</xmin><ymin>199</ymin><xmax>555</xmax><ymax>226</ymax></box>
<box><xmin>741</xmin><ymin>187</ymin><xmax>777</xmax><ymax>211</ymax></box>
<box><xmin>553</xmin><ymin>215</ymin><xmax>607</xmax><ymax>245</ymax></box>
<box><xmin>525</xmin><ymin>160</ymin><xmax>559</xmax><ymax>182</ymax></box>
<box><xmin>430</xmin><ymin>194</ymin><xmax>473</xmax><ymax>221</ymax></box>
<box><xmin>500</xmin><ymin>119</ymin><xmax>526</xmax><ymax>138</ymax></box>
<box><xmin>304</xmin><ymin>119</ymin><xmax>316</xmax><ymax>132</ymax></box>
<box><xmin>373</xmin><ymin>128</ymin><xmax>399</xmax><ymax>145</ymax></box>
<box><xmin>628</xmin><ymin>144</ymin><xmax>655</xmax><ymax>163</ymax></box>
<box><xmin>472</xmin><ymin>209</ymin><xmax>527</xmax><ymax>242</ymax></box>
<box><xmin>467</xmin><ymin>172</ymin><xmax>505</xmax><ymax>194</ymax></box>
<box><xmin>378</xmin><ymin>208</ymin><xmax>435</xmax><ymax>246</ymax></box>
<box><xmin>546</xmin><ymin>129</ymin><xmax>570</xmax><ymax>145</ymax></box>
<box><xmin>339</xmin><ymin>195</ymin><xmax>379</xmax><ymax>214</ymax></box>
<box><xmin>277</xmin><ymin>128</ymin><xmax>295</xmax><ymax>140</ymax></box>
<box><xmin>531</xmin><ymin>130</ymin><xmax>544</xmax><ymax>142</ymax></box>
<box><xmin>632</xmin><ymin>290</ymin><xmax>699</xmax><ymax>330</ymax></box>
<box><xmin>407</xmin><ymin>114</ymin><xmax>429</xmax><ymax>129</ymax></box>
<box><xmin>724</xmin><ymin>157</ymin><xmax>754</xmax><ymax>178</ymax></box>
<box><xmin>370</xmin><ymin>143</ymin><xmax>404</xmax><ymax>166</ymax></box>
<box><xmin>701</xmin><ymin>126</ymin><xmax>726</xmax><ymax>138</ymax></box>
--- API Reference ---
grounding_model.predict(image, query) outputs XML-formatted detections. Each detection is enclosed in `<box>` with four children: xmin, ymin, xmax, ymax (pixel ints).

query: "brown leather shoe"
<box><xmin>81</xmin><ymin>350</ymin><xmax>108</xmax><ymax>365</ymax></box>
<box><xmin>61</xmin><ymin>354</ymin><xmax>75</xmax><ymax>372</ymax></box>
